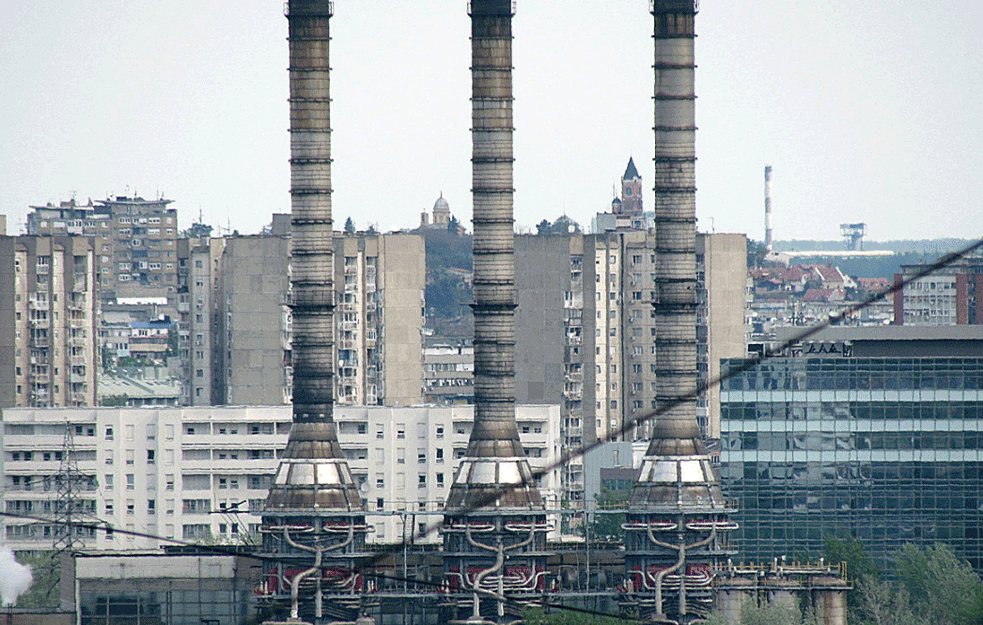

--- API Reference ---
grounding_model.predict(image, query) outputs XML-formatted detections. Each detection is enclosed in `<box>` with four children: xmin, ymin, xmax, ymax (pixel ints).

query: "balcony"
<box><xmin>564</xmin><ymin>335</ymin><xmax>582</xmax><ymax>346</ymax></box>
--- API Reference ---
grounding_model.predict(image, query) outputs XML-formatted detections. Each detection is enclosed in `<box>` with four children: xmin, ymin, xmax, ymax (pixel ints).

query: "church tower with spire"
<box><xmin>621</xmin><ymin>157</ymin><xmax>643</xmax><ymax>216</ymax></box>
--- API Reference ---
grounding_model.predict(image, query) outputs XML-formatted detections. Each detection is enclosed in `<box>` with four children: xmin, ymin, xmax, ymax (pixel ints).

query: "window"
<box><xmin>105</xmin><ymin>474</ymin><xmax>114</xmax><ymax>490</ymax></box>
<box><xmin>105</xmin><ymin>427</ymin><xmax>114</xmax><ymax>440</ymax></box>
<box><xmin>418</xmin><ymin>474</ymin><xmax>427</xmax><ymax>487</ymax></box>
<box><xmin>436</xmin><ymin>473</ymin><xmax>444</xmax><ymax>487</ymax></box>
<box><xmin>148</xmin><ymin>500</ymin><xmax>156</xmax><ymax>514</ymax></box>
<box><xmin>147</xmin><ymin>449</ymin><xmax>155</xmax><ymax>464</ymax></box>
<box><xmin>436</xmin><ymin>426</ymin><xmax>444</xmax><ymax>439</ymax></box>
<box><xmin>418</xmin><ymin>452</ymin><xmax>426</xmax><ymax>464</ymax></box>
<box><xmin>436</xmin><ymin>448</ymin><xmax>444</xmax><ymax>463</ymax></box>
<box><xmin>126</xmin><ymin>474</ymin><xmax>135</xmax><ymax>490</ymax></box>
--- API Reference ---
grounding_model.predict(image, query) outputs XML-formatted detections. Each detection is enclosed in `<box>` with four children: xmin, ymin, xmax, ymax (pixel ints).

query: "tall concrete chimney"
<box><xmin>262</xmin><ymin>1</ymin><xmax>366</xmax><ymax>620</ymax></box>
<box><xmin>443</xmin><ymin>0</ymin><xmax>548</xmax><ymax>620</ymax></box>
<box><xmin>446</xmin><ymin>0</ymin><xmax>541</xmax><ymax>514</ymax></box>
<box><xmin>764</xmin><ymin>165</ymin><xmax>774</xmax><ymax>253</ymax></box>
<box><xmin>625</xmin><ymin>2</ymin><xmax>736</xmax><ymax>622</ymax></box>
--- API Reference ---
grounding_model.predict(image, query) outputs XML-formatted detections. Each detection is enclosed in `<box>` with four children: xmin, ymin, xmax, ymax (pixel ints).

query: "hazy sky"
<box><xmin>2</xmin><ymin>1</ymin><xmax>981</xmax><ymax>242</ymax></box>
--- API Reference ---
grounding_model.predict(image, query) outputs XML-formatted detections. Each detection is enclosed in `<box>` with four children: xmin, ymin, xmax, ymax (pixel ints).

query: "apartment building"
<box><xmin>334</xmin><ymin>233</ymin><xmax>426</xmax><ymax>407</ymax></box>
<box><xmin>171</xmin><ymin>230</ymin><xmax>425</xmax><ymax>408</ymax></box>
<box><xmin>0</xmin><ymin>236</ymin><xmax>98</xmax><ymax>408</ymax></box>
<box><xmin>0</xmin><ymin>404</ymin><xmax>560</xmax><ymax>551</ymax></box>
<box><xmin>26</xmin><ymin>196</ymin><xmax>179</xmax><ymax>301</ymax></box>
<box><xmin>212</xmin><ymin>235</ymin><xmax>292</xmax><ymax>406</ymax></box>
<box><xmin>893</xmin><ymin>249</ymin><xmax>983</xmax><ymax>326</ymax></box>
<box><xmin>422</xmin><ymin>341</ymin><xmax>474</xmax><ymax>405</ymax></box>
<box><xmin>514</xmin><ymin>231</ymin><xmax>748</xmax><ymax>499</ymax></box>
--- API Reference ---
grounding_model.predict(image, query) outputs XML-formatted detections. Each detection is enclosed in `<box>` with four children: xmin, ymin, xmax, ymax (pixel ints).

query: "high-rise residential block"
<box><xmin>174</xmin><ymin>231</ymin><xmax>424</xmax><ymax>408</ymax></box>
<box><xmin>0</xmin><ymin>404</ymin><xmax>558</xmax><ymax>551</ymax></box>
<box><xmin>0</xmin><ymin>236</ymin><xmax>98</xmax><ymax>407</ymax></box>
<box><xmin>27</xmin><ymin>196</ymin><xmax>179</xmax><ymax>301</ymax></box>
<box><xmin>514</xmin><ymin>230</ymin><xmax>747</xmax><ymax>500</ymax></box>
<box><xmin>893</xmin><ymin>248</ymin><xmax>983</xmax><ymax>326</ymax></box>
<box><xmin>334</xmin><ymin>232</ymin><xmax>426</xmax><ymax>407</ymax></box>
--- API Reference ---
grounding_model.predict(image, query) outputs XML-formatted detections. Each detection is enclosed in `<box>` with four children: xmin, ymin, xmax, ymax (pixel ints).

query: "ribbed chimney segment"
<box><xmin>446</xmin><ymin>0</ymin><xmax>542</xmax><ymax>511</ymax></box>
<box><xmin>764</xmin><ymin>165</ymin><xmax>774</xmax><ymax>253</ymax></box>
<box><xmin>265</xmin><ymin>0</ymin><xmax>361</xmax><ymax>513</ymax></box>
<box><xmin>646</xmin><ymin>0</ymin><xmax>699</xmax><ymax>460</ymax></box>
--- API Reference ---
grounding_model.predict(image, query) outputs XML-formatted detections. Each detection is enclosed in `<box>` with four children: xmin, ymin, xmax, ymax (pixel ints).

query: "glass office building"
<box><xmin>720</xmin><ymin>348</ymin><xmax>983</xmax><ymax>574</ymax></box>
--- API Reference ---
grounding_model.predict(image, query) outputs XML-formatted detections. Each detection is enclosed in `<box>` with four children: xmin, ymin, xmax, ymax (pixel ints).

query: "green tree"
<box><xmin>747</xmin><ymin>239</ymin><xmax>768</xmax><ymax>269</ymax></box>
<box><xmin>344</xmin><ymin>216</ymin><xmax>356</xmax><ymax>233</ymax></box>
<box><xmin>701</xmin><ymin>598</ymin><xmax>806</xmax><ymax>625</ymax></box>
<box><xmin>823</xmin><ymin>536</ymin><xmax>879</xmax><ymax>623</ymax></box>
<box><xmin>522</xmin><ymin>606</ymin><xmax>634</xmax><ymax>624</ymax></box>
<box><xmin>14</xmin><ymin>552</ymin><xmax>61</xmax><ymax>608</ymax></box>
<box><xmin>535</xmin><ymin>215</ymin><xmax>582</xmax><ymax>236</ymax></box>
<box><xmin>895</xmin><ymin>543</ymin><xmax>983</xmax><ymax>625</ymax></box>
<box><xmin>588</xmin><ymin>487</ymin><xmax>629</xmax><ymax>542</ymax></box>
<box><xmin>857</xmin><ymin>577</ymin><xmax>928</xmax><ymax>625</ymax></box>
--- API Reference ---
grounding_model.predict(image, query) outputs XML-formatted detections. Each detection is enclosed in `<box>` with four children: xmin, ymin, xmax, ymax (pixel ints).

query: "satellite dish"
<box><xmin>360</xmin><ymin>482</ymin><xmax>370</xmax><ymax>494</ymax></box>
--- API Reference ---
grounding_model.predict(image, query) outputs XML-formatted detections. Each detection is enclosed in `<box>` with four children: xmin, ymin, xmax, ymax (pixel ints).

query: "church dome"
<box><xmin>433</xmin><ymin>193</ymin><xmax>450</xmax><ymax>213</ymax></box>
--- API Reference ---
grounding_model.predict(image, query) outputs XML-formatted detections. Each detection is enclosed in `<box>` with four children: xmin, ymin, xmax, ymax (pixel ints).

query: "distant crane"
<box><xmin>840</xmin><ymin>223</ymin><xmax>867</xmax><ymax>251</ymax></box>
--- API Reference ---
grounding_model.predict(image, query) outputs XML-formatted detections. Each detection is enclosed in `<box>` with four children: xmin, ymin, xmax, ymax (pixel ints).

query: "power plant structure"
<box><xmin>442</xmin><ymin>0</ymin><xmax>549</xmax><ymax>621</ymax></box>
<box><xmin>840</xmin><ymin>222</ymin><xmax>868</xmax><ymax>251</ymax></box>
<box><xmin>764</xmin><ymin>165</ymin><xmax>774</xmax><ymax>253</ymax></box>
<box><xmin>245</xmin><ymin>2</ymin><xmax>808</xmax><ymax>624</ymax></box>
<box><xmin>625</xmin><ymin>1</ymin><xmax>737</xmax><ymax>622</ymax></box>
<box><xmin>259</xmin><ymin>1</ymin><xmax>369</xmax><ymax>622</ymax></box>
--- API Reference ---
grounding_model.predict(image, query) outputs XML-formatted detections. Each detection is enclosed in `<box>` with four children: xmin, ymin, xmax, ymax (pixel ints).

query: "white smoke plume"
<box><xmin>0</xmin><ymin>544</ymin><xmax>33</xmax><ymax>606</ymax></box>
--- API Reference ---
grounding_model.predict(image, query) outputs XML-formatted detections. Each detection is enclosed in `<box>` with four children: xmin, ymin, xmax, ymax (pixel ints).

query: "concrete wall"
<box><xmin>515</xmin><ymin>235</ymin><xmax>569</xmax><ymax>404</ymax></box>
<box><xmin>700</xmin><ymin>233</ymin><xmax>748</xmax><ymax>438</ymax></box>
<box><xmin>218</xmin><ymin>236</ymin><xmax>290</xmax><ymax>406</ymax></box>
<box><xmin>379</xmin><ymin>234</ymin><xmax>425</xmax><ymax>406</ymax></box>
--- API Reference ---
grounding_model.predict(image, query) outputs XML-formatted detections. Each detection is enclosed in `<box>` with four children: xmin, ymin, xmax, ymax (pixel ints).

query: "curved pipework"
<box><xmin>289</xmin><ymin>540</ymin><xmax>323</xmax><ymax>620</ymax></box>
<box><xmin>471</xmin><ymin>539</ymin><xmax>505</xmax><ymax>621</ymax></box>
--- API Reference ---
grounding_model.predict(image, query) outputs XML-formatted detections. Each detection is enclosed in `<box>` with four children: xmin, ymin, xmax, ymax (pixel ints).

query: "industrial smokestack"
<box><xmin>646</xmin><ymin>0</ymin><xmax>699</xmax><ymax>452</ymax></box>
<box><xmin>265</xmin><ymin>0</ymin><xmax>361</xmax><ymax>515</ymax></box>
<box><xmin>626</xmin><ymin>2</ymin><xmax>736</xmax><ymax>621</ymax></box>
<box><xmin>764</xmin><ymin>165</ymin><xmax>773</xmax><ymax>253</ymax></box>
<box><xmin>446</xmin><ymin>0</ymin><xmax>542</xmax><ymax>513</ymax></box>
<box><xmin>444</xmin><ymin>1</ymin><xmax>547</xmax><ymax>619</ymax></box>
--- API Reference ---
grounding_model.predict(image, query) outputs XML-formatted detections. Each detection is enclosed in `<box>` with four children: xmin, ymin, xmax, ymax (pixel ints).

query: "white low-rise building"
<box><xmin>1</xmin><ymin>404</ymin><xmax>561</xmax><ymax>551</ymax></box>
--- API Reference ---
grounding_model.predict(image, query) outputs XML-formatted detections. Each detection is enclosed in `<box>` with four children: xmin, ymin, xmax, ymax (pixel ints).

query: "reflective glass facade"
<box><xmin>720</xmin><ymin>357</ymin><xmax>983</xmax><ymax>573</ymax></box>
